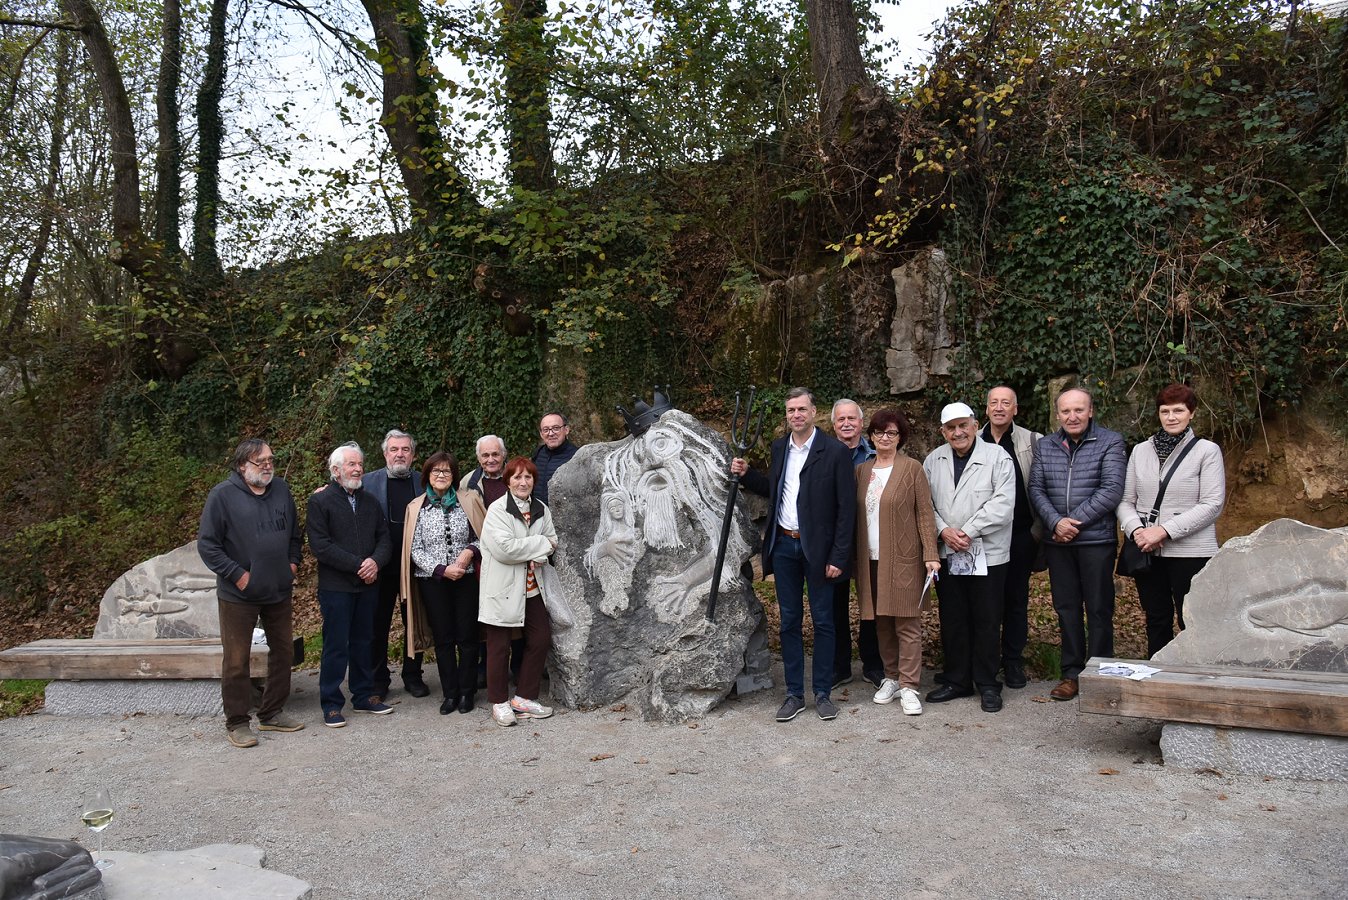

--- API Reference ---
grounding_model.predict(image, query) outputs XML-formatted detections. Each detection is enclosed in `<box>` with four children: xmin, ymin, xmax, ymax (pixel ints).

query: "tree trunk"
<box><xmin>805</xmin><ymin>0</ymin><xmax>871</xmax><ymax>137</ymax></box>
<box><xmin>155</xmin><ymin>0</ymin><xmax>182</xmax><ymax>257</ymax></box>
<box><xmin>192</xmin><ymin>0</ymin><xmax>226</xmax><ymax>281</ymax></box>
<box><xmin>500</xmin><ymin>0</ymin><xmax>555</xmax><ymax>191</ymax></box>
<box><xmin>360</xmin><ymin>0</ymin><xmax>475</xmax><ymax>221</ymax></box>
<box><xmin>7</xmin><ymin>31</ymin><xmax>72</xmax><ymax>337</ymax></box>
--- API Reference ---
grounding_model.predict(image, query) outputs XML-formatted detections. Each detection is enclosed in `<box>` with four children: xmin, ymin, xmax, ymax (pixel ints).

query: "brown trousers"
<box><xmin>875</xmin><ymin>615</ymin><xmax>923</xmax><ymax>690</ymax></box>
<box><xmin>483</xmin><ymin>594</ymin><xmax>552</xmax><ymax>704</ymax></box>
<box><xmin>218</xmin><ymin>596</ymin><xmax>293</xmax><ymax>729</ymax></box>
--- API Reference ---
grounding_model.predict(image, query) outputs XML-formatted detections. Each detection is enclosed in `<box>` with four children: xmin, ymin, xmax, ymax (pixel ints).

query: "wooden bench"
<box><xmin>1079</xmin><ymin>657</ymin><xmax>1348</xmax><ymax>738</ymax></box>
<box><xmin>0</xmin><ymin>638</ymin><xmax>268</xmax><ymax>681</ymax></box>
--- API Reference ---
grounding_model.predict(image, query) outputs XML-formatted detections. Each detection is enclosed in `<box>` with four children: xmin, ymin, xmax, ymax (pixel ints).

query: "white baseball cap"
<box><xmin>940</xmin><ymin>402</ymin><xmax>976</xmax><ymax>424</ymax></box>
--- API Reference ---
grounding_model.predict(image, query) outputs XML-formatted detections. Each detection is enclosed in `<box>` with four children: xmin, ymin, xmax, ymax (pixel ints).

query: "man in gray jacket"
<box><xmin>923</xmin><ymin>403</ymin><xmax>1016</xmax><ymax>712</ymax></box>
<box><xmin>198</xmin><ymin>438</ymin><xmax>305</xmax><ymax>748</ymax></box>
<box><xmin>1028</xmin><ymin>388</ymin><xmax>1127</xmax><ymax>701</ymax></box>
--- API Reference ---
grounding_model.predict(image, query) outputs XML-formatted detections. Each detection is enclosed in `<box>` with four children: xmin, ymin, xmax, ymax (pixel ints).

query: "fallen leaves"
<box><xmin>1097</xmin><ymin>768</ymin><xmax>1119</xmax><ymax>776</ymax></box>
<box><xmin>590</xmin><ymin>753</ymin><xmax>615</xmax><ymax>762</ymax></box>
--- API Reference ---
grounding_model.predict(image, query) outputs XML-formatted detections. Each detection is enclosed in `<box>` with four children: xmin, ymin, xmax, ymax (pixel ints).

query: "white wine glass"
<box><xmin>80</xmin><ymin>787</ymin><xmax>115</xmax><ymax>869</ymax></box>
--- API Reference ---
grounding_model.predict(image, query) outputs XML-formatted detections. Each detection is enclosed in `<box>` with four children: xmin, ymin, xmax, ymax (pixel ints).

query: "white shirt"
<box><xmin>777</xmin><ymin>427</ymin><xmax>816</xmax><ymax>531</ymax></box>
<box><xmin>865</xmin><ymin>464</ymin><xmax>893</xmax><ymax>559</ymax></box>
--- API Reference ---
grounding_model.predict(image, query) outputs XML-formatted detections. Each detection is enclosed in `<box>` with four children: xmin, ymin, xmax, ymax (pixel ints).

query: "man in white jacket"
<box><xmin>923</xmin><ymin>403</ymin><xmax>1016</xmax><ymax>713</ymax></box>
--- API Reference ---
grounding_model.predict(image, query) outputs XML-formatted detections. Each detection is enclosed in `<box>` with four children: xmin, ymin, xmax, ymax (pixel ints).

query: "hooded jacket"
<box><xmin>197</xmin><ymin>471</ymin><xmax>302</xmax><ymax>604</ymax></box>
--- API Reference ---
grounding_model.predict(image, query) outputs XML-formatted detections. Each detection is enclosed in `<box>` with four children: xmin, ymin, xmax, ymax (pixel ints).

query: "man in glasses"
<box><xmin>198</xmin><ymin>438</ymin><xmax>305</xmax><ymax>748</ymax></box>
<box><xmin>531</xmin><ymin>412</ymin><xmax>579</xmax><ymax>505</ymax></box>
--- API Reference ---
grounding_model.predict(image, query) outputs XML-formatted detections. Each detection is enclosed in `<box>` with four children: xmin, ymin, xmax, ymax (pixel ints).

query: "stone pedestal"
<box><xmin>1161</xmin><ymin>723</ymin><xmax>1348</xmax><ymax>782</ymax></box>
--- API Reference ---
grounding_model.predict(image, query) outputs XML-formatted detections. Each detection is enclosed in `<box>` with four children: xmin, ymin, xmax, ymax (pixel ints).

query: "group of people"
<box><xmin>196</xmin><ymin>415</ymin><xmax>579</xmax><ymax>748</ymax></box>
<box><xmin>197</xmin><ymin>382</ymin><xmax>1225</xmax><ymax>747</ymax></box>
<box><xmin>734</xmin><ymin>383</ymin><xmax>1225</xmax><ymax>722</ymax></box>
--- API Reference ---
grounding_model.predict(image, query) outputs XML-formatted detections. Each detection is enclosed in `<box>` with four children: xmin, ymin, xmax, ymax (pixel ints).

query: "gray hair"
<box><xmin>987</xmin><ymin>385</ymin><xmax>1018</xmax><ymax>404</ymax></box>
<box><xmin>831</xmin><ymin>398</ymin><xmax>863</xmax><ymax>421</ymax></box>
<box><xmin>475</xmin><ymin>434</ymin><xmax>506</xmax><ymax>457</ymax></box>
<box><xmin>785</xmin><ymin>387</ymin><xmax>815</xmax><ymax>406</ymax></box>
<box><xmin>230</xmin><ymin>438</ymin><xmax>269</xmax><ymax>474</ymax></box>
<box><xmin>328</xmin><ymin>441</ymin><xmax>363</xmax><ymax>472</ymax></box>
<box><xmin>381</xmin><ymin>429</ymin><xmax>416</xmax><ymax>454</ymax></box>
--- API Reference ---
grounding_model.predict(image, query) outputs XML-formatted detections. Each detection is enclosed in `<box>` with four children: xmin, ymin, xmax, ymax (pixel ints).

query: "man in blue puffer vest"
<box><xmin>1028</xmin><ymin>388</ymin><xmax>1126</xmax><ymax>701</ymax></box>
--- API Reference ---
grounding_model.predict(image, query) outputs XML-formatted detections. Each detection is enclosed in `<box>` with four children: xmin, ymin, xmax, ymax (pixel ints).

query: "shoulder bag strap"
<box><xmin>1143</xmin><ymin>436</ymin><xmax>1200</xmax><ymax>525</ymax></box>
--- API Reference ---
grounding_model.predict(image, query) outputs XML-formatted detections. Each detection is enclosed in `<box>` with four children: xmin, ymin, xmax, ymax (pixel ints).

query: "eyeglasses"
<box><xmin>872</xmin><ymin>431</ymin><xmax>901</xmax><ymax>439</ymax></box>
<box><xmin>247</xmin><ymin>457</ymin><xmax>276</xmax><ymax>468</ymax></box>
<box><xmin>429</xmin><ymin>469</ymin><xmax>454</xmax><ymax>478</ymax></box>
<box><xmin>540</xmin><ymin>426</ymin><xmax>566</xmax><ymax>434</ymax></box>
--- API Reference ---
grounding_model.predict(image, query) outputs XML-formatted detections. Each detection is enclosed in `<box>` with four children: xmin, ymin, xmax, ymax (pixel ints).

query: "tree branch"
<box><xmin>0</xmin><ymin>16</ymin><xmax>86</xmax><ymax>32</ymax></box>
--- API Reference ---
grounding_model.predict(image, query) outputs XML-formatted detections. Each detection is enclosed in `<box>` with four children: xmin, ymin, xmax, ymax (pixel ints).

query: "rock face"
<box><xmin>886</xmin><ymin>248</ymin><xmax>957</xmax><ymax>394</ymax></box>
<box><xmin>544</xmin><ymin>409</ymin><xmax>769</xmax><ymax>721</ymax></box>
<box><xmin>1154</xmin><ymin>519</ymin><xmax>1348</xmax><ymax>672</ymax></box>
<box><xmin>92</xmin><ymin>542</ymin><xmax>220</xmax><ymax>640</ymax></box>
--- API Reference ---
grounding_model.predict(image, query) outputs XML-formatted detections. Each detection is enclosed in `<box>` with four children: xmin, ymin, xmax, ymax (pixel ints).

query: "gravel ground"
<box><xmin>1</xmin><ymin>662</ymin><xmax>1345</xmax><ymax>899</ymax></box>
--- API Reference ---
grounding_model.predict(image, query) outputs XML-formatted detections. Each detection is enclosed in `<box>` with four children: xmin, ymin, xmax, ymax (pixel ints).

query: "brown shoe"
<box><xmin>1049</xmin><ymin>678</ymin><xmax>1079</xmax><ymax>701</ymax></box>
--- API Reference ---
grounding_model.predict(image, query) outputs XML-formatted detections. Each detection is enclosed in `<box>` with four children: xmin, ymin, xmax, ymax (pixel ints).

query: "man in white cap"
<box><xmin>922</xmin><ymin>402</ymin><xmax>1015</xmax><ymax>713</ymax></box>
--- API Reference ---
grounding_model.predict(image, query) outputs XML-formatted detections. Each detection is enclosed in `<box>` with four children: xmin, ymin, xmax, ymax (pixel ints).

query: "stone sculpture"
<box><xmin>92</xmin><ymin>542</ymin><xmax>220</xmax><ymax>640</ymax></box>
<box><xmin>1154</xmin><ymin>518</ymin><xmax>1348</xmax><ymax>672</ymax></box>
<box><xmin>0</xmin><ymin>834</ymin><xmax>102</xmax><ymax>900</ymax></box>
<box><xmin>546</xmin><ymin>409</ymin><xmax>770</xmax><ymax>721</ymax></box>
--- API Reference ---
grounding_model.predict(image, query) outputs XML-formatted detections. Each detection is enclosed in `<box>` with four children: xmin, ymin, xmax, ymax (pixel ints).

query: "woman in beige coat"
<box><xmin>854</xmin><ymin>409</ymin><xmax>941</xmax><ymax>715</ymax></box>
<box><xmin>479</xmin><ymin>456</ymin><xmax>557</xmax><ymax>727</ymax></box>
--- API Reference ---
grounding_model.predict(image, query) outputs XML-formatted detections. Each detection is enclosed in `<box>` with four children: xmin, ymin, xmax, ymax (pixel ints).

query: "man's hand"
<box><xmin>940</xmin><ymin>527</ymin><xmax>972</xmax><ymax>552</ymax></box>
<box><xmin>290</xmin><ymin>563</ymin><xmax>298</xmax><ymax>576</ymax></box>
<box><xmin>825</xmin><ymin>564</ymin><xmax>842</xmax><ymax>579</ymax></box>
<box><xmin>730</xmin><ymin>457</ymin><xmax>747</xmax><ymax>477</ymax></box>
<box><xmin>1053</xmin><ymin>517</ymin><xmax>1082</xmax><ymax>543</ymax></box>
<box><xmin>235</xmin><ymin>571</ymin><xmax>250</xmax><ymax>591</ymax></box>
<box><xmin>357</xmin><ymin>557</ymin><xmax>379</xmax><ymax>583</ymax></box>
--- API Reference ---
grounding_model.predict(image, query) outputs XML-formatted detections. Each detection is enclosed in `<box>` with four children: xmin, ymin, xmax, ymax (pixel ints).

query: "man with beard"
<box><xmin>363</xmin><ymin>429</ymin><xmax>427</xmax><ymax>699</ymax></box>
<box><xmin>198</xmin><ymin>438</ymin><xmax>305</xmax><ymax>748</ymax></box>
<box><xmin>308</xmin><ymin>442</ymin><xmax>394</xmax><ymax>727</ymax></box>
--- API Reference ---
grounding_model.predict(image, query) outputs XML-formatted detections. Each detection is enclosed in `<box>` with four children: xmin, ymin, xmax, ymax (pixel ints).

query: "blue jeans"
<box><xmin>772</xmin><ymin>534</ymin><xmax>836</xmax><ymax>699</ymax></box>
<box><xmin>318</xmin><ymin>586</ymin><xmax>378</xmax><ymax>711</ymax></box>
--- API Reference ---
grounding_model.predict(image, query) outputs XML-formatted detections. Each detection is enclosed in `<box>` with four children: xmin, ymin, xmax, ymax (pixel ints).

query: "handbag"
<box><xmin>1116</xmin><ymin>436</ymin><xmax>1199</xmax><ymax>578</ymax></box>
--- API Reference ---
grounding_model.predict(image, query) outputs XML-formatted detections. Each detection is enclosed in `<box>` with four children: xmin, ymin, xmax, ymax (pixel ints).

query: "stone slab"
<box><xmin>44</xmin><ymin>680</ymin><xmax>224</xmax><ymax>717</ymax></box>
<box><xmin>99</xmin><ymin>843</ymin><xmax>310</xmax><ymax>899</ymax></box>
<box><xmin>1160</xmin><ymin>722</ymin><xmax>1348</xmax><ymax>782</ymax></box>
<box><xmin>94</xmin><ymin>542</ymin><xmax>221</xmax><ymax>640</ymax></box>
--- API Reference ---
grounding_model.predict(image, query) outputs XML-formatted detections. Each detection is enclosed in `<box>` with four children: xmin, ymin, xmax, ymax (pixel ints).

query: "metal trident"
<box><xmin>708</xmin><ymin>386</ymin><xmax>766</xmax><ymax>621</ymax></box>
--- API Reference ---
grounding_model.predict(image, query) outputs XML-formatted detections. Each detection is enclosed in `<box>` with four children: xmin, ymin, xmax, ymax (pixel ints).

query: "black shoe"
<box><xmin>1004</xmin><ymin>661</ymin><xmax>1027</xmax><ymax>689</ymax></box>
<box><xmin>439</xmin><ymin>696</ymin><xmax>458</xmax><ymax>715</ymax></box>
<box><xmin>404</xmin><ymin>676</ymin><xmax>430</xmax><ymax>698</ymax></box>
<box><xmin>832</xmin><ymin>671</ymin><xmax>853</xmax><ymax>690</ymax></box>
<box><xmin>926</xmin><ymin>683</ymin><xmax>975</xmax><ymax>703</ymax></box>
<box><xmin>980</xmin><ymin>689</ymin><xmax>1003</xmax><ymax>713</ymax></box>
<box><xmin>458</xmin><ymin>691</ymin><xmax>475</xmax><ymax>714</ymax></box>
<box><xmin>862</xmin><ymin>668</ymin><xmax>885</xmax><ymax>689</ymax></box>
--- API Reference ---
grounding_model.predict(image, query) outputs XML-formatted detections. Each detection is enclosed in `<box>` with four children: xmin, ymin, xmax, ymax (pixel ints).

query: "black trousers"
<box><xmin>1133</xmin><ymin>555</ymin><xmax>1208</xmax><ymax>658</ymax></box>
<box><xmin>1000</xmin><ymin>528</ymin><xmax>1039</xmax><ymax>665</ymax></box>
<box><xmin>935</xmin><ymin>562</ymin><xmax>1007</xmax><ymax>692</ymax></box>
<box><xmin>1044</xmin><ymin>543</ymin><xmax>1116</xmax><ymax>679</ymax></box>
<box><xmin>833</xmin><ymin>581</ymin><xmax>882</xmax><ymax>679</ymax></box>
<box><xmin>372</xmin><ymin>558</ymin><xmax>423</xmax><ymax>691</ymax></box>
<box><xmin>417</xmin><ymin>576</ymin><xmax>481</xmax><ymax>698</ymax></box>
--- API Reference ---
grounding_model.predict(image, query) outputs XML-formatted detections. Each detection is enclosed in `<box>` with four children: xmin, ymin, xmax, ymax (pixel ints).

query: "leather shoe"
<box><xmin>980</xmin><ymin>689</ymin><xmax>1003</xmax><ymax>713</ymax></box>
<box><xmin>1049</xmin><ymin>678</ymin><xmax>1079</xmax><ymax>701</ymax></box>
<box><xmin>458</xmin><ymin>691</ymin><xmax>475</xmax><ymax>714</ymax></box>
<box><xmin>404</xmin><ymin>676</ymin><xmax>430</xmax><ymax>698</ymax></box>
<box><xmin>925</xmin><ymin>683</ymin><xmax>975</xmax><ymax>703</ymax></box>
<box><xmin>1003</xmin><ymin>660</ymin><xmax>1027</xmax><ymax>689</ymax></box>
<box><xmin>439</xmin><ymin>696</ymin><xmax>458</xmax><ymax>715</ymax></box>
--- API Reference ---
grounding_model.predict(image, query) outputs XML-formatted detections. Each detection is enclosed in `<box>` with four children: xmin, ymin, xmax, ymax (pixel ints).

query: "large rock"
<box><xmin>544</xmin><ymin>409</ymin><xmax>769</xmax><ymax>721</ymax></box>
<box><xmin>93</xmin><ymin>542</ymin><xmax>220</xmax><ymax>640</ymax></box>
<box><xmin>1154</xmin><ymin>519</ymin><xmax>1348</xmax><ymax>672</ymax></box>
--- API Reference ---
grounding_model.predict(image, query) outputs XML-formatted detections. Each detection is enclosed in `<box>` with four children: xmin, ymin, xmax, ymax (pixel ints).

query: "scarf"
<box><xmin>1151</xmin><ymin>427</ymin><xmax>1189</xmax><ymax>463</ymax></box>
<box><xmin>425</xmin><ymin>486</ymin><xmax>459</xmax><ymax>510</ymax></box>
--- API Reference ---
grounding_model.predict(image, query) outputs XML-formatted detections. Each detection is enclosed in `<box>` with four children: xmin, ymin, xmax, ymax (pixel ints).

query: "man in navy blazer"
<box><xmin>732</xmin><ymin>388</ymin><xmax>857</xmax><ymax>722</ymax></box>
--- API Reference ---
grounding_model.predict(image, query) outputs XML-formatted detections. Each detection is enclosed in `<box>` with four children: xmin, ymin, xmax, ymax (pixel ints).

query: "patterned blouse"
<box><xmin>411</xmin><ymin>501</ymin><xmax>479</xmax><ymax>579</ymax></box>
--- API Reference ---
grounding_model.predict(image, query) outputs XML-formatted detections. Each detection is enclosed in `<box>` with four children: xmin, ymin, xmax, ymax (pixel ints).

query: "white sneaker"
<box><xmin>899</xmin><ymin>687</ymin><xmax>923</xmax><ymax>716</ymax></box>
<box><xmin>491</xmin><ymin>702</ymin><xmax>517</xmax><ymax>727</ymax></box>
<box><xmin>510</xmin><ymin>696</ymin><xmax>554</xmax><ymax>719</ymax></box>
<box><xmin>872</xmin><ymin>678</ymin><xmax>901</xmax><ymax>704</ymax></box>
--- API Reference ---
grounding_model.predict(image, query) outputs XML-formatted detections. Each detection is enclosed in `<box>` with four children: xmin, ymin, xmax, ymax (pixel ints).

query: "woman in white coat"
<box><xmin>1117</xmin><ymin>383</ymin><xmax>1226</xmax><ymax>657</ymax></box>
<box><xmin>479</xmin><ymin>456</ymin><xmax>558</xmax><ymax>727</ymax></box>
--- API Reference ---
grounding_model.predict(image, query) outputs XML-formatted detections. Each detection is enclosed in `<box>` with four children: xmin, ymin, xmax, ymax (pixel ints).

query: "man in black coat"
<box><xmin>198</xmin><ymin>438</ymin><xmax>304</xmax><ymax>748</ymax></box>
<box><xmin>732</xmin><ymin>388</ymin><xmax>857</xmax><ymax>722</ymax></box>
<box><xmin>531</xmin><ymin>412</ymin><xmax>578</xmax><ymax>505</ymax></box>
<box><xmin>307</xmin><ymin>442</ymin><xmax>394</xmax><ymax>727</ymax></box>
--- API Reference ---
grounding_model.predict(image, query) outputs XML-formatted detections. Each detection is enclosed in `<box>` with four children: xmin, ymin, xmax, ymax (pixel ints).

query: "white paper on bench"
<box><xmin>1098</xmin><ymin>662</ymin><xmax>1160</xmax><ymax>680</ymax></box>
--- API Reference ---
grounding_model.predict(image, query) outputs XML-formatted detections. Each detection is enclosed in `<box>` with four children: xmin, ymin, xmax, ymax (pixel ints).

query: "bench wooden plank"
<box><xmin>0</xmin><ymin>639</ymin><xmax>268</xmax><ymax>680</ymax></box>
<box><xmin>1079</xmin><ymin>657</ymin><xmax>1348</xmax><ymax>737</ymax></box>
